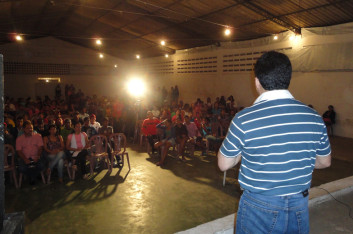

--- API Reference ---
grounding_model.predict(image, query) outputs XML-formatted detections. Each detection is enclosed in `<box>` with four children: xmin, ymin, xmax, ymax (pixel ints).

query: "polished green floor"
<box><xmin>5</xmin><ymin>137</ymin><xmax>353</xmax><ymax>234</ymax></box>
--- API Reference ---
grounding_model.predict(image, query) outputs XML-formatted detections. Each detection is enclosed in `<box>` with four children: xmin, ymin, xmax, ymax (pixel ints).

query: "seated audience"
<box><xmin>184</xmin><ymin>115</ymin><xmax>203</xmax><ymax>150</ymax></box>
<box><xmin>43</xmin><ymin>124</ymin><xmax>65</xmax><ymax>183</ymax></box>
<box><xmin>10</xmin><ymin>116</ymin><xmax>24</xmax><ymax>139</ymax></box>
<box><xmin>141</xmin><ymin>111</ymin><xmax>160</xmax><ymax>154</ymax></box>
<box><xmin>89</xmin><ymin>114</ymin><xmax>101</xmax><ymax>132</ymax></box>
<box><xmin>61</xmin><ymin>119</ymin><xmax>74</xmax><ymax>143</ymax></box>
<box><xmin>174</xmin><ymin>116</ymin><xmax>188</xmax><ymax>161</ymax></box>
<box><xmin>98</xmin><ymin>117</ymin><xmax>117</xmax><ymax>167</ymax></box>
<box><xmin>71</xmin><ymin>111</ymin><xmax>83</xmax><ymax>125</ymax></box>
<box><xmin>154</xmin><ymin>119</ymin><xmax>175</xmax><ymax>166</ymax></box>
<box><xmin>66</xmin><ymin>122</ymin><xmax>90</xmax><ymax>179</ymax></box>
<box><xmin>81</xmin><ymin>117</ymin><xmax>97</xmax><ymax>139</ymax></box>
<box><xmin>16</xmin><ymin>120</ymin><xmax>45</xmax><ymax>185</ymax></box>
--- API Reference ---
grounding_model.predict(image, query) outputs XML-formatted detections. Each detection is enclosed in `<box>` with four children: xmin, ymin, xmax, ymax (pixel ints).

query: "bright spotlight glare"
<box><xmin>274</xmin><ymin>35</ymin><xmax>278</xmax><ymax>40</ymax></box>
<box><xmin>127</xmin><ymin>78</ymin><xmax>145</xmax><ymax>97</ymax></box>
<box><xmin>96</xmin><ymin>39</ymin><xmax>102</xmax><ymax>45</ymax></box>
<box><xmin>161</xmin><ymin>40</ymin><xmax>166</xmax><ymax>46</ymax></box>
<box><xmin>99</xmin><ymin>53</ymin><xmax>104</xmax><ymax>58</ymax></box>
<box><xmin>224</xmin><ymin>28</ymin><xmax>231</xmax><ymax>36</ymax></box>
<box><xmin>136</xmin><ymin>54</ymin><xmax>140</xmax><ymax>59</ymax></box>
<box><xmin>15</xmin><ymin>35</ymin><xmax>23</xmax><ymax>41</ymax></box>
<box><xmin>165</xmin><ymin>54</ymin><xmax>169</xmax><ymax>58</ymax></box>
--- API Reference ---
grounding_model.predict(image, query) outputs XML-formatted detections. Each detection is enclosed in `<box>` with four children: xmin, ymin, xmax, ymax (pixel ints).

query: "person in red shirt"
<box><xmin>141</xmin><ymin>111</ymin><xmax>160</xmax><ymax>154</ymax></box>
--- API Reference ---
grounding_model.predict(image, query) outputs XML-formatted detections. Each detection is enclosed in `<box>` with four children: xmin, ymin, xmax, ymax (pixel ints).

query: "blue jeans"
<box><xmin>236</xmin><ymin>190</ymin><xmax>309</xmax><ymax>234</ymax></box>
<box><xmin>47</xmin><ymin>151</ymin><xmax>65</xmax><ymax>179</ymax></box>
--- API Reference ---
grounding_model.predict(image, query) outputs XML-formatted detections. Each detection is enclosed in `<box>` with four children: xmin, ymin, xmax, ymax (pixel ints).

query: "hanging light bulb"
<box><xmin>161</xmin><ymin>40</ymin><xmax>166</xmax><ymax>46</ymax></box>
<box><xmin>96</xmin><ymin>39</ymin><xmax>102</xmax><ymax>45</ymax></box>
<box><xmin>136</xmin><ymin>54</ymin><xmax>140</xmax><ymax>59</ymax></box>
<box><xmin>274</xmin><ymin>35</ymin><xmax>278</xmax><ymax>40</ymax></box>
<box><xmin>165</xmin><ymin>54</ymin><xmax>169</xmax><ymax>58</ymax></box>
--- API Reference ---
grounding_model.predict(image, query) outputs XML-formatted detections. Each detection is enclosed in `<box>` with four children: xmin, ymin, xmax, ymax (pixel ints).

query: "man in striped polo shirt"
<box><xmin>218</xmin><ymin>51</ymin><xmax>331</xmax><ymax>233</ymax></box>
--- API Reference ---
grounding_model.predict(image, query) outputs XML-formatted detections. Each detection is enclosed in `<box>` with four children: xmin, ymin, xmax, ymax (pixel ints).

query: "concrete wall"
<box><xmin>128</xmin><ymin>24</ymin><xmax>353</xmax><ymax>138</ymax></box>
<box><xmin>0</xmin><ymin>37</ymin><xmax>126</xmax><ymax>99</ymax></box>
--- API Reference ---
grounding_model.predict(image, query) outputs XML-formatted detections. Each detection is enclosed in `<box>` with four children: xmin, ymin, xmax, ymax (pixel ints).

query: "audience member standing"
<box><xmin>218</xmin><ymin>51</ymin><xmax>331</xmax><ymax>233</ymax></box>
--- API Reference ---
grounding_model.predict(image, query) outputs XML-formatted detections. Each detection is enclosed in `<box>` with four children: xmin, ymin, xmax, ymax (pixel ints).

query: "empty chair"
<box><xmin>89</xmin><ymin>135</ymin><xmax>111</xmax><ymax>174</ymax></box>
<box><xmin>4</xmin><ymin>144</ymin><xmax>19</xmax><ymax>188</ymax></box>
<box><xmin>110</xmin><ymin>133</ymin><xmax>130</xmax><ymax>171</ymax></box>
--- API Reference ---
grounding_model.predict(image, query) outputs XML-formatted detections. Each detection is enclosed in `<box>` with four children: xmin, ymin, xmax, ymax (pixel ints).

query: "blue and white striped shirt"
<box><xmin>220</xmin><ymin>90</ymin><xmax>331</xmax><ymax>196</ymax></box>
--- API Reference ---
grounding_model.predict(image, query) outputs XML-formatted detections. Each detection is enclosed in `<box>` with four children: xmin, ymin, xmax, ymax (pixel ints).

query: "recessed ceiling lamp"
<box><xmin>96</xmin><ymin>39</ymin><xmax>102</xmax><ymax>45</ymax></box>
<box><xmin>165</xmin><ymin>54</ymin><xmax>169</xmax><ymax>58</ymax></box>
<box><xmin>136</xmin><ymin>54</ymin><xmax>140</xmax><ymax>59</ymax></box>
<box><xmin>161</xmin><ymin>40</ymin><xmax>166</xmax><ymax>46</ymax></box>
<box><xmin>224</xmin><ymin>28</ymin><xmax>231</xmax><ymax>36</ymax></box>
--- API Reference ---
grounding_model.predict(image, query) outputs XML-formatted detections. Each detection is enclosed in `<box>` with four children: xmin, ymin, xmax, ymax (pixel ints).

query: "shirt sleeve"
<box><xmin>316</xmin><ymin>125</ymin><xmax>331</xmax><ymax>157</ymax></box>
<box><xmin>219</xmin><ymin>116</ymin><xmax>245</xmax><ymax>158</ymax></box>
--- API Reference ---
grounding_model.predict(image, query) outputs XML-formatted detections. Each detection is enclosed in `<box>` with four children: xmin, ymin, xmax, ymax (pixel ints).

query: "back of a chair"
<box><xmin>4</xmin><ymin>144</ymin><xmax>15</xmax><ymax>170</ymax></box>
<box><xmin>110</xmin><ymin>133</ymin><xmax>127</xmax><ymax>154</ymax></box>
<box><xmin>89</xmin><ymin>135</ymin><xmax>107</xmax><ymax>155</ymax></box>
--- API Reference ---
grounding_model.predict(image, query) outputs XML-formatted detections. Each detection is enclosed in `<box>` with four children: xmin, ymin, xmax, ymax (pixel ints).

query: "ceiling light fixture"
<box><xmin>161</xmin><ymin>40</ymin><xmax>166</xmax><ymax>46</ymax></box>
<box><xmin>99</xmin><ymin>53</ymin><xmax>104</xmax><ymax>58</ymax></box>
<box><xmin>114</xmin><ymin>64</ymin><xmax>118</xmax><ymax>68</ymax></box>
<box><xmin>96</xmin><ymin>39</ymin><xmax>102</xmax><ymax>45</ymax></box>
<box><xmin>224</xmin><ymin>28</ymin><xmax>231</xmax><ymax>36</ymax></box>
<box><xmin>165</xmin><ymin>54</ymin><xmax>169</xmax><ymax>58</ymax></box>
<box><xmin>15</xmin><ymin>35</ymin><xmax>23</xmax><ymax>41</ymax></box>
<box><xmin>136</xmin><ymin>54</ymin><xmax>140</xmax><ymax>59</ymax></box>
<box><xmin>274</xmin><ymin>35</ymin><xmax>278</xmax><ymax>40</ymax></box>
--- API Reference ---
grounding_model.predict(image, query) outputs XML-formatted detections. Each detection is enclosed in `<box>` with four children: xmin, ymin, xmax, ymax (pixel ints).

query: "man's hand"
<box><xmin>23</xmin><ymin>158</ymin><xmax>31</xmax><ymax>164</ymax></box>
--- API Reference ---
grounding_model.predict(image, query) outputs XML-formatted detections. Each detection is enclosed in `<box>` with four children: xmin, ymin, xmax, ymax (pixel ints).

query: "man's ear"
<box><xmin>255</xmin><ymin>77</ymin><xmax>265</xmax><ymax>94</ymax></box>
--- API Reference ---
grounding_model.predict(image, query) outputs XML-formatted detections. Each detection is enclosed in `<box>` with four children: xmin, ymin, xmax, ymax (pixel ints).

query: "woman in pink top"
<box><xmin>66</xmin><ymin>122</ymin><xmax>90</xmax><ymax>179</ymax></box>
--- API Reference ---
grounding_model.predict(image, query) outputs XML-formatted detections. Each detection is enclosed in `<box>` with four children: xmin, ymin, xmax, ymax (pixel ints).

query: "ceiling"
<box><xmin>1</xmin><ymin>0</ymin><xmax>353</xmax><ymax>60</ymax></box>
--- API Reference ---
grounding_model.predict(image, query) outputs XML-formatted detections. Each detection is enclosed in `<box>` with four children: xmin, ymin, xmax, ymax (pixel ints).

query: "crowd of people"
<box><xmin>3</xmin><ymin>82</ymin><xmax>336</xmax><ymax>185</ymax></box>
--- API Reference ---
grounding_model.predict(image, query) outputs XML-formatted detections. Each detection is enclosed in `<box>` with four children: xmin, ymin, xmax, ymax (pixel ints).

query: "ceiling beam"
<box><xmin>32</xmin><ymin>0</ymin><xmax>53</xmax><ymax>33</ymax></box>
<box><xmin>238</xmin><ymin>0</ymin><xmax>352</xmax><ymax>31</ymax></box>
<box><xmin>48</xmin><ymin>0</ymin><xmax>80</xmax><ymax>35</ymax></box>
<box><xmin>234</xmin><ymin>0</ymin><xmax>301</xmax><ymax>33</ymax></box>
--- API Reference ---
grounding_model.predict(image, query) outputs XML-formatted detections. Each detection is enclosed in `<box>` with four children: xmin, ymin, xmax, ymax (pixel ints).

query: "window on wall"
<box><xmin>37</xmin><ymin>77</ymin><xmax>61</xmax><ymax>83</ymax></box>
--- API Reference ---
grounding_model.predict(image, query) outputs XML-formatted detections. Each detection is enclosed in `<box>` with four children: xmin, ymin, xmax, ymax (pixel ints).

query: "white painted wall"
<box><xmin>128</xmin><ymin>23</ymin><xmax>353</xmax><ymax>138</ymax></box>
<box><xmin>0</xmin><ymin>37</ymin><xmax>126</xmax><ymax>99</ymax></box>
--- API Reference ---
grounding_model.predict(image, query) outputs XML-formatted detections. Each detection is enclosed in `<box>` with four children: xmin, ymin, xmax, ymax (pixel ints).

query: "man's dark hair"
<box><xmin>254</xmin><ymin>51</ymin><xmax>292</xmax><ymax>90</ymax></box>
<box><xmin>23</xmin><ymin>120</ymin><xmax>32</xmax><ymax>128</ymax></box>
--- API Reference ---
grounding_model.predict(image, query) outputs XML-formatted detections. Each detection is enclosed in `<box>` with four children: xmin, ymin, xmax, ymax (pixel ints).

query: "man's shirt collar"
<box><xmin>254</xmin><ymin>89</ymin><xmax>294</xmax><ymax>104</ymax></box>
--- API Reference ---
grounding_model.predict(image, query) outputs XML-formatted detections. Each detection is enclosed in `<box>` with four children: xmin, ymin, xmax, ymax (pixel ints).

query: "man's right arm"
<box><xmin>17</xmin><ymin>150</ymin><xmax>30</xmax><ymax>164</ymax></box>
<box><xmin>315</xmin><ymin>154</ymin><xmax>331</xmax><ymax>169</ymax></box>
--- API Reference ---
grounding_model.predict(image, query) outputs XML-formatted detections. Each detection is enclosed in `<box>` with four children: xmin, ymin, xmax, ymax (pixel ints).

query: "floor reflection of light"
<box><xmin>127</xmin><ymin>172</ymin><xmax>151</xmax><ymax>227</ymax></box>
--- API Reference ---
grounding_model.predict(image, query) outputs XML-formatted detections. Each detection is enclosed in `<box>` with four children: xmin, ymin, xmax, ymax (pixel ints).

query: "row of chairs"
<box><xmin>4</xmin><ymin>133</ymin><xmax>130</xmax><ymax>188</ymax></box>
